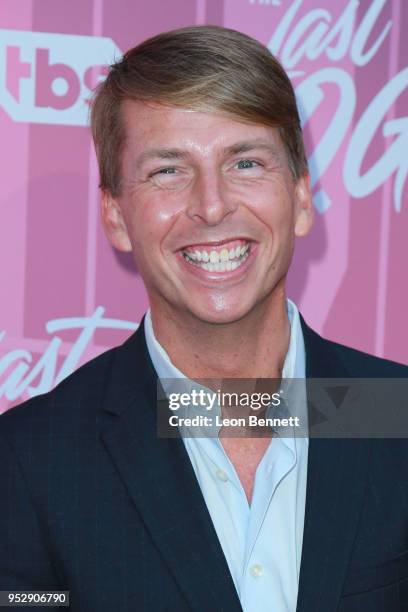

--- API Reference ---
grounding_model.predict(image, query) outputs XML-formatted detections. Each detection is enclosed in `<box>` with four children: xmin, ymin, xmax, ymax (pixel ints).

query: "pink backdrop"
<box><xmin>1</xmin><ymin>0</ymin><xmax>407</xmax><ymax>412</ymax></box>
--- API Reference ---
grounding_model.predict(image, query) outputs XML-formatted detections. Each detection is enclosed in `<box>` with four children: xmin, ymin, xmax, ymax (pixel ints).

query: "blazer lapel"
<box><xmin>100</xmin><ymin>323</ymin><xmax>242</xmax><ymax>612</ymax></box>
<box><xmin>296</xmin><ymin>318</ymin><xmax>371</xmax><ymax>612</ymax></box>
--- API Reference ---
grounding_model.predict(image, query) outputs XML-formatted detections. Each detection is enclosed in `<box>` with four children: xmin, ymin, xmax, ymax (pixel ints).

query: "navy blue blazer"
<box><xmin>1</xmin><ymin>317</ymin><xmax>408</xmax><ymax>612</ymax></box>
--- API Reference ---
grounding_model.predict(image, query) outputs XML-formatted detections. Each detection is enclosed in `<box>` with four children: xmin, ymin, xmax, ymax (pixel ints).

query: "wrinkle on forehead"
<box><xmin>136</xmin><ymin>139</ymin><xmax>283</xmax><ymax>167</ymax></box>
<box><xmin>121</xmin><ymin>100</ymin><xmax>284</xmax><ymax>166</ymax></box>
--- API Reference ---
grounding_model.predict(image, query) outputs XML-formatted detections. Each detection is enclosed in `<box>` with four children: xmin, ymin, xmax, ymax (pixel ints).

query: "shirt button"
<box><xmin>249</xmin><ymin>564</ymin><xmax>263</xmax><ymax>578</ymax></box>
<box><xmin>215</xmin><ymin>468</ymin><xmax>229</xmax><ymax>482</ymax></box>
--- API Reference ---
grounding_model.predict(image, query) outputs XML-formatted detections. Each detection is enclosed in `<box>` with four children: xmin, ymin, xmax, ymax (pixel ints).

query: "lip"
<box><xmin>177</xmin><ymin>242</ymin><xmax>258</xmax><ymax>283</ymax></box>
<box><xmin>178</xmin><ymin>237</ymin><xmax>253</xmax><ymax>251</ymax></box>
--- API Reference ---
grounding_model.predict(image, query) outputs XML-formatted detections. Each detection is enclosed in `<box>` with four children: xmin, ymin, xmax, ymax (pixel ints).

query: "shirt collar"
<box><xmin>144</xmin><ymin>299</ymin><xmax>308</xmax><ymax>443</ymax></box>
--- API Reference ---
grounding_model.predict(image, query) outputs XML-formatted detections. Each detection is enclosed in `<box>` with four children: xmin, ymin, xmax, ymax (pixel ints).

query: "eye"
<box><xmin>235</xmin><ymin>159</ymin><xmax>261</xmax><ymax>170</ymax></box>
<box><xmin>152</xmin><ymin>167</ymin><xmax>177</xmax><ymax>175</ymax></box>
<box><xmin>148</xmin><ymin>166</ymin><xmax>191</xmax><ymax>191</ymax></box>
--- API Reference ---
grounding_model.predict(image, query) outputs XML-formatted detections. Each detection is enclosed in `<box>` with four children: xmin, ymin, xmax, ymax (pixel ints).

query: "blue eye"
<box><xmin>157</xmin><ymin>167</ymin><xmax>176</xmax><ymax>174</ymax></box>
<box><xmin>236</xmin><ymin>159</ymin><xmax>259</xmax><ymax>169</ymax></box>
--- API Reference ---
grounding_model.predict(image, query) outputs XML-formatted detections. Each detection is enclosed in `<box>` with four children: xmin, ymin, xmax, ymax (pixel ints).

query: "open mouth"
<box><xmin>181</xmin><ymin>239</ymin><xmax>251</xmax><ymax>273</ymax></box>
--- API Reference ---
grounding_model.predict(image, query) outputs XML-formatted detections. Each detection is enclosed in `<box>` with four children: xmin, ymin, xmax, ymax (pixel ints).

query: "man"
<box><xmin>1</xmin><ymin>26</ymin><xmax>407</xmax><ymax>612</ymax></box>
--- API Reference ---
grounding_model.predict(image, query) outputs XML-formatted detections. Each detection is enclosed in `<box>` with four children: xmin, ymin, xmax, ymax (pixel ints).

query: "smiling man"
<box><xmin>1</xmin><ymin>26</ymin><xmax>408</xmax><ymax>612</ymax></box>
<box><xmin>102</xmin><ymin>103</ymin><xmax>312</xmax><ymax>371</ymax></box>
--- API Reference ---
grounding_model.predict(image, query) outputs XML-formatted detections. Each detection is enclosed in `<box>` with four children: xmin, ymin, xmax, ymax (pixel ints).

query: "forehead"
<box><xmin>121</xmin><ymin>100</ymin><xmax>283</xmax><ymax>158</ymax></box>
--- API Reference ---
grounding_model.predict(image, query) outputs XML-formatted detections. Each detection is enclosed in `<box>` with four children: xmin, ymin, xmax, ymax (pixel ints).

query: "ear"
<box><xmin>294</xmin><ymin>172</ymin><xmax>314</xmax><ymax>238</ymax></box>
<box><xmin>100</xmin><ymin>191</ymin><xmax>132</xmax><ymax>252</ymax></box>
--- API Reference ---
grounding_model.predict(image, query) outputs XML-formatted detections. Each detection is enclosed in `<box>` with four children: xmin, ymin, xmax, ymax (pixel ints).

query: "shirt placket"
<box><xmin>240</xmin><ymin>436</ymin><xmax>297</xmax><ymax>611</ymax></box>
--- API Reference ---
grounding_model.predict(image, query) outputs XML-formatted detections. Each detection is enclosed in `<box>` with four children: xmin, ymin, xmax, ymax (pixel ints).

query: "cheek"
<box><xmin>239</xmin><ymin>179</ymin><xmax>294</xmax><ymax>219</ymax></box>
<box><xmin>125</xmin><ymin>193</ymin><xmax>181</xmax><ymax>251</ymax></box>
<box><xmin>269</xmin><ymin>185</ymin><xmax>296</xmax><ymax>227</ymax></box>
<box><xmin>248</xmin><ymin>196</ymin><xmax>295</xmax><ymax>235</ymax></box>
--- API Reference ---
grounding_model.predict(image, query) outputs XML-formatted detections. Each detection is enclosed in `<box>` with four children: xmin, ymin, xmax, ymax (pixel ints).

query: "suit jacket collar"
<box><xmin>297</xmin><ymin>314</ymin><xmax>371</xmax><ymax>612</ymax></box>
<box><xmin>101</xmin><ymin>315</ymin><xmax>370</xmax><ymax>612</ymax></box>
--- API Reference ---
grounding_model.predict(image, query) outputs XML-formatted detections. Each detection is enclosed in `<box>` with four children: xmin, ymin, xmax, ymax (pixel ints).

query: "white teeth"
<box><xmin>183</xmin><ymin>251</ymin><xmax>249</xmax><ymax>272</ymax></box>
<box><xmin>183</xmin><ymin>242</ymin><xmax>251</xmax><ymax>271</ymax></box>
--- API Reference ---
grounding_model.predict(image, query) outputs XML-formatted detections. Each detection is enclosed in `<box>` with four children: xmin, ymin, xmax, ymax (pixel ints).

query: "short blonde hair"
<box><xmin>91</xmin><ymin>25</ymin><xmax>308</xmax><ymax>196</ymax></box>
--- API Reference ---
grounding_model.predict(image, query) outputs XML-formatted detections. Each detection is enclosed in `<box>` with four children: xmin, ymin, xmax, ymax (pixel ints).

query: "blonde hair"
<box><xmin>91</xmin><ymin>25</ymin><xmax>308</xmax><ymax>196</ymax></box>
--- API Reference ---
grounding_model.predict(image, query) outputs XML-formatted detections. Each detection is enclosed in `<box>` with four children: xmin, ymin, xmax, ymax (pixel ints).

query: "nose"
<box><xmin>185</xmin><ymin>169</ymin><xmax>238</xmax><ymax>226</ymax></box>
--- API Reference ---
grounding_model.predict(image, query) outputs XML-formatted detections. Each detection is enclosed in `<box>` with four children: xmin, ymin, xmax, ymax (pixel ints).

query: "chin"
<box><xmin>186</xmin><ymin>300</ymin><xmax>254</xmax><ymax>326</ymax></box>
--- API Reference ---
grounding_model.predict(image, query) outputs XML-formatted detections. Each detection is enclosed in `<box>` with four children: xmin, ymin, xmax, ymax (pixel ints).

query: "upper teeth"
<box><xmin>184</xmin><ymin>244</ymin><xmax>249</xmax><ymax>264</ymax></box>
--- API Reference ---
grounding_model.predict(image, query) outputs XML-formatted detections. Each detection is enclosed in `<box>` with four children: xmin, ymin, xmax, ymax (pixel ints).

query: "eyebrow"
<box><xmin>137</xmin><ymin>148</ymin><xmax>189</xmax><ymax>165</ymax></box>
<box><xmin>225</xmin><ymin>139</ymin><xmax>280</xmax><ymax>157</ymax></box>
<box><xmin>136</xmin><ymin>138</ymin><xmax>281</xmax><ymax>166</ymax></box>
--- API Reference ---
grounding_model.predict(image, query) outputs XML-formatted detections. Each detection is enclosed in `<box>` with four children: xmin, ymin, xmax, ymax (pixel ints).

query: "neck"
<box><xmin>150</xmin><ymin>287</ymin><xmax>291</xmax><ymax>380</ymax></box>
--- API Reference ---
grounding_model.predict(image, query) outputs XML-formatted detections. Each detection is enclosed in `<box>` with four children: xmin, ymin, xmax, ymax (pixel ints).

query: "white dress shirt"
<box><xmin>144</xmin><ymin>300</ymin><xmax>308</xmax><ymax>612</ymax></box>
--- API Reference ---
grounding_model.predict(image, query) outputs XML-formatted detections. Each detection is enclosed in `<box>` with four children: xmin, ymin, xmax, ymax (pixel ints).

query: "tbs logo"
<box><xmin>0</xmin><ymin>29</ymin><xmax>122</xmax><ymax>126</ymax></box>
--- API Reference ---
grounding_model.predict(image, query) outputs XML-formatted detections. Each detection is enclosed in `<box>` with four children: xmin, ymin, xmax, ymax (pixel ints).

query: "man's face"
<box><xmin>102</xmin><ymin>101</ymin><xmax>313</xmax><ymax>324</ymax></box>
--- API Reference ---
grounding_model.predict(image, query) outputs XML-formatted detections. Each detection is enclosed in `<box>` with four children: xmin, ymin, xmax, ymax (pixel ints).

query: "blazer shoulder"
<box><xmin>0</xmin><ymin>344</ymin><xmax>119</xmax><ymax>434</ymax></box>
<box><xmin>0</xmin><ymin>323</ymin><xmax>153</xmax><ymax>439</ymax></box>
<box><xmin>301</xmin><ymin>314</ymin><xmax>408</xmax><ymax>377</ymax></box>
<box><xmin>321</xmin><ymin>334</ymin><xmax>408</xmax><ymax>377</ymax></box>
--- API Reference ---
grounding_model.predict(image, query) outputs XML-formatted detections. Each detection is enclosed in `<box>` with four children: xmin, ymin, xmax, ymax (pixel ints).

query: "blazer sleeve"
<box><xmin>0</xmin><ymin>431</ymin><xmax>62</xmax><ymax>599</ymax></box>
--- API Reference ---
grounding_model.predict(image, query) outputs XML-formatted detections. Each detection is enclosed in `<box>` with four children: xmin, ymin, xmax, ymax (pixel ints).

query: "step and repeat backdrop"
<box><xmin>0</xmin><ymin>0</ymin><xmax>407</xmax><ymax>412</ymax></box>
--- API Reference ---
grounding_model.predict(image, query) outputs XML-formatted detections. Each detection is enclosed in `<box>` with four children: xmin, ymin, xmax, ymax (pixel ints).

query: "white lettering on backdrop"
<box><xmin>0</xmin><ymin>308</ymin><xmax>137</xmax><ymax>404</ymax></box>
<box><xmin>268</xmin><ymin>0</ymin><xmax>406</xmax><ymax>212</ymax></box>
